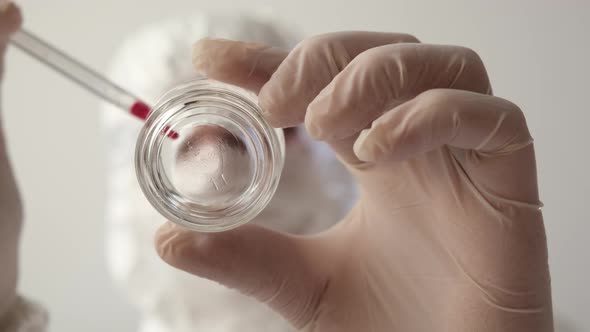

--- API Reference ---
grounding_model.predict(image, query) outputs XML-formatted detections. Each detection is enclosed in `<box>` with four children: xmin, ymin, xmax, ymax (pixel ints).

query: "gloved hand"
<box><xmin>0</xmin><ymin>1</ymin><xmax>24</xmax><ymax>320</ymax></box>
<box><xmin>155</xmin><ymin>32</ymin><xmax>553</xmax><ymax>331</ymax></box>
<box><xmin>1</xmin><ymin>4</ymin><xmax>51</xmax><ymax>329</ymax></box>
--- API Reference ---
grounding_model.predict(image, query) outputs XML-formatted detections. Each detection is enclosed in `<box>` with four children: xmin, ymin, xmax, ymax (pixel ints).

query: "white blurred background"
<box><xmin>3</xmin><ymin>0</ymin><xmax>588</xmax><ymax>331</ymax></box>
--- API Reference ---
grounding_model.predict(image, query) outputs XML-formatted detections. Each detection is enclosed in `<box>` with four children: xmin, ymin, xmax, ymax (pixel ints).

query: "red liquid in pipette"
<box><xmin>130</xmin><ymin>100</ymin><xmax>179</xmax><ymax>139</ymax></box>
<box><xmin>130</xmin><ymin>100</ymin><xmax>151</xmax><ymax>119</ymax></box>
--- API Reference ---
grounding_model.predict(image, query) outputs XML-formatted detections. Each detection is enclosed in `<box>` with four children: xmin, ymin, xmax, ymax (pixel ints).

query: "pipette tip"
<box><xmin>130</xmin><ymin>100</ymin><xmax>179</xmax><ymax>139</ymax></box>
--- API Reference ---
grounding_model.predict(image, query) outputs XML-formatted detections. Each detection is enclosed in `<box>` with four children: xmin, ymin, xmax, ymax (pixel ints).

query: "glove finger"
<box><xmin>306</xmin><ymin>43</ymin><xmax>492</xmax><ymax>141</ymax></box>
<box><xmin>155</xmin><ymin>222</ymin><xmax>329</xmax><ymax>329</ymax></box>
<box><xmin>353</xmin><ymin>89</ymin><xmax>538</xmax><ymax>202</ymax></box>
<box><xmin>258</xmin><ymin>31</ymin><xmax>420</xmax><ymax>128</ymax></box>
<box><xmin>353</xmin><ymin>89</ymin><xmax>531</xmax><ymax>161</ymax></box>
<box><xmin>192</xmin><ymin>38</ymin><xmax>288</xmax><ymax>93</ymax></box>
<box><xmin>0</xmin><ymin>3</ymin><xmax>21</xmax><ymax>39</ymax></box>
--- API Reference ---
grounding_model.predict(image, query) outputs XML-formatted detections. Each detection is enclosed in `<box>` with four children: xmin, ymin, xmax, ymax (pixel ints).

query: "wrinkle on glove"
<box><xmin>157</xmin><ymin>31</ymin><xmax>553</xmax><ymax>332</ymax></box>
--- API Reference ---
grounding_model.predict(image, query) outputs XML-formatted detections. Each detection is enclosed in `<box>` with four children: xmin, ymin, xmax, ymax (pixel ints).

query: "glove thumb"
<box><xmin>155</xmin><ymin>222</ymin><xmax>328</xmax><ymax>328</ymax></box>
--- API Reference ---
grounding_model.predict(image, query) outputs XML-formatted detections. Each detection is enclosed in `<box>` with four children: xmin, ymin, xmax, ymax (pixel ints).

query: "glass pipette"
<box><xmin>9</xmin><ymin>28</ymin><xmax>178</xmax><ymax>138</ymax></box>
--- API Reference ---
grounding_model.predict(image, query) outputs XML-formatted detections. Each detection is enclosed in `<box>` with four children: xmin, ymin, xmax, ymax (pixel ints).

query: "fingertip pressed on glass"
<box><xmin>135</xmin><ymin>78</ymin><xmax>285</xmax><ymax>232</ymax></box>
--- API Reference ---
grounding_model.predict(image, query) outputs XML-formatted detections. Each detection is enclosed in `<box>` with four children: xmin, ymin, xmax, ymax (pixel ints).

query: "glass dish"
<box><xmin>135</xmin><ymin>78</ymin><xmax>285</xmax><ymax>232</ymax></box>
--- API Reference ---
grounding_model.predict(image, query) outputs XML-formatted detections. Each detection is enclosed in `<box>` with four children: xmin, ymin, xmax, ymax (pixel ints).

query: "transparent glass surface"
<box><xmin>135</xmin><ymin>78</ymin><xmax>285</xmax><ymax>232</ymax></box>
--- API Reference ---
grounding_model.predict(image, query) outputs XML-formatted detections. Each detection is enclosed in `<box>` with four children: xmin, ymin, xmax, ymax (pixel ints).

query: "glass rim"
<box><xmin>135</xmin><ymin>78</ymin><xmax>284</xmax><ymax>232</ymax></box>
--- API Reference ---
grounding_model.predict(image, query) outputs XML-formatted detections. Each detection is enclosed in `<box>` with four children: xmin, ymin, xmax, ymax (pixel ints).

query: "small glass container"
<box><xmin>135</xmin><ymin>78</ymin><xmax>285</xmax><ymax>232</ymax></box>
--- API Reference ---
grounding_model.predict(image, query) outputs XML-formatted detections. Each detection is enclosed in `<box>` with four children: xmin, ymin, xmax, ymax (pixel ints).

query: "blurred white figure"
<box><xmin>100</xmin><ymin>12</ymin><xmax>356</xmax><ymax>332</ymax></box>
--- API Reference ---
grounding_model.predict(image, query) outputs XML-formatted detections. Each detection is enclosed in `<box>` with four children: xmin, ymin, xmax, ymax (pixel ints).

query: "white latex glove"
<box><xmin>155</xmin><ymin>32</ymin><xmax>553</xmax><ymax>331</ymax></box>
<box><xmin>1</xmin><ymin>3</ymin><xmax>48</xmax><ymax>331</ymax></box>
<box><xmin>0</xmin><ymin>1</ymin><xmax>24</xmax><ymax>320</ymax></box>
